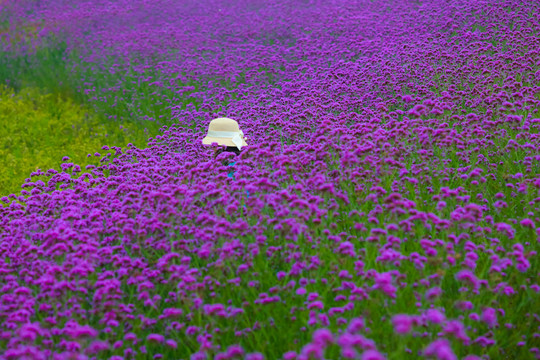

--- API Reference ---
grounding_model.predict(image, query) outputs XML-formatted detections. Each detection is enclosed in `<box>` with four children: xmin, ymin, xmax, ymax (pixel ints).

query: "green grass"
<box><xmin>0</xmin><ymin>85</ymin><xmax>147</xmax><ymax>196</ymax></box>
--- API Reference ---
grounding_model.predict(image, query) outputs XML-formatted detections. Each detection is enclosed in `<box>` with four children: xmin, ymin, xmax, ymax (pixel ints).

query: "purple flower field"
<box><xmin>1</xmin><ymin>0</ymin><xmax>540</xmax><ymax>359</ymax></box>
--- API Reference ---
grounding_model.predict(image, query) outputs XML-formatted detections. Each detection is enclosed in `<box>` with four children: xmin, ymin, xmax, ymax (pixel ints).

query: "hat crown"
<box><xmin>208</xmin><ymin>117</ymin><xmax>240</xmax><ymax>132</ymax></box>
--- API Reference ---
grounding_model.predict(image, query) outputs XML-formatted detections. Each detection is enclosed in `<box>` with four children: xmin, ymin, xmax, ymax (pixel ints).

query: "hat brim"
<box><xmin>202</xmin><ymin>136</ymin><xmax>248</xmax><ymax>148</ymax></box>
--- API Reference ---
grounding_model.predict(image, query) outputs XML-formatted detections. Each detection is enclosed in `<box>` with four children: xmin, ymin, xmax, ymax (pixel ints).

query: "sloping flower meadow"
<box><xmin>1</xmin><ymin>0</ymin><xmax>540</xmax><ymax>359</ymax></box>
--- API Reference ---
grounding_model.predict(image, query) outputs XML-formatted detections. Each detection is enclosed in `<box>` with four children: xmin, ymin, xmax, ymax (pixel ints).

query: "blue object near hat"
<box><xmin>228</xmin><ymin>162</ymin><xmax>250</xmax><ymax>198</ymax></box>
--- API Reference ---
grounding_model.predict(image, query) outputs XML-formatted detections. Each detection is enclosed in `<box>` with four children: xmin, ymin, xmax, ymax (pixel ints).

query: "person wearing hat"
<box><xmin>202</xmin><ymin>117</ymin><xmax>248</xmax><ymax>181</ymax></box>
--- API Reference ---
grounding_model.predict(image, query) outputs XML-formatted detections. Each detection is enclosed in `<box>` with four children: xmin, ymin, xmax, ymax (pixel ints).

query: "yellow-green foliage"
<box><xmin>0</xmin><ymin>85</ymin><xmax>147</xmax><ymax>196</ymax></box>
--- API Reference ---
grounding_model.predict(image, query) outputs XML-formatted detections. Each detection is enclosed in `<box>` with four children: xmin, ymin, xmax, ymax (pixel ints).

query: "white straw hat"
<box><xmin>202</xmin><ymin>117</ymin><xmax>248</xmax><ymax>150</ymax></box>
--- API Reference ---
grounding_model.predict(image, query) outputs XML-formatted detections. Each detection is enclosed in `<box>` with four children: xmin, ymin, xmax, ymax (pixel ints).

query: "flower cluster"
<box><xmin>1</xmin><ymin>0</ymin><xmax>539</xmax><ymax>359</ymax></box>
